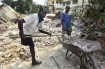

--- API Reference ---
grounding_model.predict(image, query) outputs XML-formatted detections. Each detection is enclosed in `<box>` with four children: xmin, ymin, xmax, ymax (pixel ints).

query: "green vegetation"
<box><xmin>80</xmin><ymin>0</ymin><xmax>105</xmax><ymax>40</ymax></box>
<box><xmin>1</xmin><ymin>0</ymin><xmax>48</xmax><ymax>14</ymax></box>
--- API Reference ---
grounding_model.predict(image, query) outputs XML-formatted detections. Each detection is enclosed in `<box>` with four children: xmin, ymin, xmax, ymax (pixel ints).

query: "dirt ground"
<box><xmin>1</xmin><ymin>43</ymin><xmax>105</xmax><ymax>69</ymax></box>
<box><xmin>2</xmin><ymin>43</ymin><xmax>80</xmax><ymax>69</ymax></box>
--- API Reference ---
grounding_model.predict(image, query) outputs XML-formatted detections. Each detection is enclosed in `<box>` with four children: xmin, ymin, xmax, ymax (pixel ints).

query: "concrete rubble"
<box><xmin>63</xmin><ymin>21</ymin><xmax>101</xmax><ymax>53</ymax></box>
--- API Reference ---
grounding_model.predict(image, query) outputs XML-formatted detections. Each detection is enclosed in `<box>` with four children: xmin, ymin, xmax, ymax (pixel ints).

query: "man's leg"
<box><xmin>61</xmin><ymin>30</ymin><xmax>67</xmax><ymax>50</ymax></box>
<box><xmin>29</xmin><ymin>45</ymin><xmax>36</xmax><ymax>63</ymax></box>
<box><xmin>62</xmin><ymin>30</ymin><xmax>67</xmax><ymax>41</ymax></box>
<box><xmin>61</xmin><ymin>30</ymin><xmax>64</xmax><ymax>41</ymax></box>
<box><xmin>29</xmin><ymin>45</ymin><xmax>42</xmax><ymax>65</ymax></box>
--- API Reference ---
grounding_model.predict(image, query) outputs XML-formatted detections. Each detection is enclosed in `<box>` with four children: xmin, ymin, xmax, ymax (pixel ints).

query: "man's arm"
<box><xmin>60</xmin><ymin>13</ymin><xmax>65</xmax><ymax>30</ymax></box>
<box><xmin>18</xmin><ymin>19</ymin><xmax>26</xmax><ymax>39</ymax></box>
<box><xmin>61</xmin><ymin>20</ymin><xmax>64</xmax><ymax>30</ymax></box>
<box><xmin>38</xmin><ymin>30</ymin><xmax>52</xmax><ymax>36</ymax></box>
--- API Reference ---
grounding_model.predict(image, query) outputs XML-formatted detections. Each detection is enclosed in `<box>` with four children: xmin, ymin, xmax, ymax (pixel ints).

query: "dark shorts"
<box><xmin>21</xmin><ymin>35</ymin><xmax>34</xmax><ymax>46</ymax></box>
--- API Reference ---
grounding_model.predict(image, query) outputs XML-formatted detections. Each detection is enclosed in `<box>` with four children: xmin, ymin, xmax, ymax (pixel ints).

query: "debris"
<box><xmin>19</xmin><ymin>52</ymin><xmax>26</xmax><ymax>59</ymax></box>
<box><xmin>68</xmin><ymin>64</ymin><xmax>72</xmax><ymax>67</ymax></box>
<box><xmin>77</xmin><ymin>65</ymin><xmax>80</xmax><ymax>69</ymax></box>
<box><xmin>102</xmin><ymin>61</ymin><xmax>105</xmax><ymax>64</ymax></box>
<box><xmin>0</xmin><ymin>52</ymin><xmax>2</xmax><ymax>55</ymax></box>
<box><xmin>46</xmin><ymin>13</ymin><xmax>56</xmax><ymax>19</ymax></box>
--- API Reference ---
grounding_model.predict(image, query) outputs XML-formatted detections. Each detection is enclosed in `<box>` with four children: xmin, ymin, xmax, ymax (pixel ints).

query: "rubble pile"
<box><xmin>51</xmin><ymin>19</ymin><xmax>61</xmax><ymax>28</ymax></box>
<box><xmin>63</xmin><ymin>20</ymin><xmax>101</xmax><ymax>52</ymax></box>
<box><xmin>34</xmin><ymin>18</ymin><xmax>61</xmax><ymax>47</ymax></box>
<box><xmin>0</xmin><ymin>22</ymin><xmax>29</xmax><ymax>65</ymax></box>
<box><xmin>0</xmin><ymin>22</ymin><xmax>11</xmax><ymax>34</ymax></box>
<box><xmin>0</xmin><ymin>42</ymin><xmax>29</xmax><ymax>65</ymax></box>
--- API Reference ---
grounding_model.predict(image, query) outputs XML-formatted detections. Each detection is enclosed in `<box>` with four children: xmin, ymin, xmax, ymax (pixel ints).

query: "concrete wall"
<box><xmin>1</xmin><ymin>4</ymin><xmax>20</xmax><ymax>20</ymax></box>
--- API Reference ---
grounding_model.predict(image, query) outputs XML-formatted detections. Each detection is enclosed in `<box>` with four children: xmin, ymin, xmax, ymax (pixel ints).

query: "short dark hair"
<box><xmin>38</xmin><ymin>7</ymin><xmax>47</xmax><ymax>13</ymax></box>
<box><xmin>65</xmin><ymin>6</ymin><xmax>70</xmax><ymax>9</ymax></box>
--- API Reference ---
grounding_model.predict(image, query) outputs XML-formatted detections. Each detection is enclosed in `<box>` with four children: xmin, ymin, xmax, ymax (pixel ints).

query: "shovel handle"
<box><xmin>9</xmin><ymin>34</ymin><xmax>61</xmax><ymax>38</ymax></box>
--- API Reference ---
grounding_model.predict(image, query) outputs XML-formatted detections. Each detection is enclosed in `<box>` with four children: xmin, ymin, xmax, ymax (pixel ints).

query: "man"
<box><xmin>18</xmin><ymin>8</ymin><xmax>52</xmax><ymax>65</ymax></box>
<box><xmin>60</xmin><ymin>6</ymin><xmax>71</xmax><ymax>41</ymax></box>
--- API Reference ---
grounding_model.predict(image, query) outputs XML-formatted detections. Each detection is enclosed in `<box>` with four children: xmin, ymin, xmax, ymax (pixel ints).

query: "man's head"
<box><xmin>65</xmin><ymin>6</ymin><xmax>70</xmax><ymax>13</ymax></box>
<box><xmin>39</xmin><ymin>8</ymin><xmax>47</xmax><ymax>18</ymax></box>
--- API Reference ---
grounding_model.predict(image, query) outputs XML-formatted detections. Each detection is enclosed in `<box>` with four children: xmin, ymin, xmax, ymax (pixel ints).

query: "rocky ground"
<box><xmin>0</xmin><ymin>15</ymin><xmax>105</xmax><ymax>69</ymax></box>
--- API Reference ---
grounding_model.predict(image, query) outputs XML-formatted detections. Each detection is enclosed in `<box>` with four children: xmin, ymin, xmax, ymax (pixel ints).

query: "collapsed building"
<box><xmin>0</xmin><ymin>3</ymin><xmax>20</xmax><ymax>23</ymax></box>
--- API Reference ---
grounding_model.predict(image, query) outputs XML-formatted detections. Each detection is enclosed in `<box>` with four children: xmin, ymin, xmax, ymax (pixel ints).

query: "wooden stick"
<box><xmin>51</xmin><ymin>56</ymin><xmax>61</xmax><ymax>69</ymax></box>
<box><xmin>9</xmin><ymin>34</ymin><xmax>61</xmax><ymax>38</ymax></box>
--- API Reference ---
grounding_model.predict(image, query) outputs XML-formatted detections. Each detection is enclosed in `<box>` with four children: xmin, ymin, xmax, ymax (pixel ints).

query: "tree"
<box><xmin>44</xmin><ymin>0</ymin><xmax>49</xmax><ymax>13</ymax></box>
<box><xmin>1</xmin><ymin>0</ymin><xmax>47</xmax><ymax>14</ymax></box>
<box><xmin>15</xmin><ymin>0</ymin><xmax>33</xmax><ymax>14</ymax></box>
<box><xmin>1</xmin><ymin>0</ymin><xmax>13</xmax><ymax>6</ymax></box>
<box><xmin>80</xmin><ymin>0</ymin><xmax>105</xmax><ymax>40</ymax></box>
<box><xmin>29</xmin><ymin>2</ymin><xmax>42</xmax><ymax>14</ymax></box>
<box><xmin>24</xmin><ymin>0</ymin><xmax>33</xmax><ymax>13</ymax></box>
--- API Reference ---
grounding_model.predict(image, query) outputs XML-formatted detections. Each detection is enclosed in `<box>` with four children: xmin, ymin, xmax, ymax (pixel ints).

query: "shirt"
<box><xmin>23</xmin><ymin>13</ymin><xmax>43</xmax><ymax>35</ymax></box>
<box><xmin>60</xmin><ymin>12</ymin><xmax>71</xmax><ymax>30</ymax></box>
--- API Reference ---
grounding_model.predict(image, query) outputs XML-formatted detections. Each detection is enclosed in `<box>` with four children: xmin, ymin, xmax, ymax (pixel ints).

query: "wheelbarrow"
<box><xmin>56</xmin><ymin>36</ymin><xmax>101</xmax><ymax>69</ymax></box>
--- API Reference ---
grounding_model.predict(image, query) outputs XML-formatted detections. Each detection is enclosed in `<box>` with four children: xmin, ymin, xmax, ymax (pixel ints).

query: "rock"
<box><xmin>8</xmin><ymin>31</ymin><xmax>18</xmax><ymax>36</ymax></box>
<box><xmin>19</xmin><ymin>52</ymin><xmax>26</xmax><ymax>59</ymax></box>
<box><xmin>0</xmin><ymin>52</ymin><xmax>2</xmax><ymax>55</ymax></box>
<box><xmin>0</xmin><ymin>57</ymin><xmax>4</xmax><ymax>62</ymax></box>
<box><xmin>4</xmin><ymin>53</ymin><xmax>12</xmax><ymax>58</ymax></box>
<box><xmin>68</xmin><ymin>64</ymin><xmax>72</xmax><ymax>67</ymax></box>
<box><xmin>46</xmin><ymin>13</ymin><xmax>56</xmax><ymax>18</ymax></box>
<box><xmin>102</xmin><ymin>61</ymin><xmax>105</xmax><ymax>64</ymax></box>
<box><xmin>77</xmin><ymin>65</ymin><xmax>80</xmax><ymax>69</ymax></box>
<box><xmin>44</xmin><ymin>18</ymin><xmax>52</xmax><ymax>23</ymax></box>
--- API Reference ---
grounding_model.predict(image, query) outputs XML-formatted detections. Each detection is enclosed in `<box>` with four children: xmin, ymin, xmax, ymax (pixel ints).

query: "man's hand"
<box><xmin>19</xmin><ymin>33</ymin><xmax>26</xmax><ymax>39</ymax></box>
<box><xmin>47</xmin><ymin>32</ymin><xmax>52</xmax><ymax>36</ymax></box>
<box><xmin>62</xmin><ymin>27</ymin><xmax>64</xmax><ymax>30</ymax></box>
